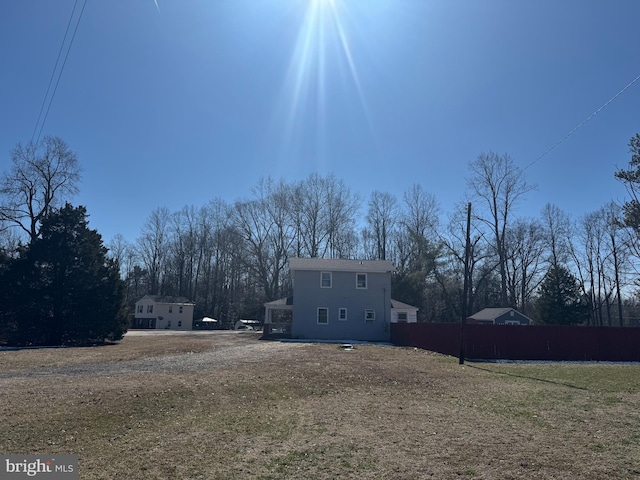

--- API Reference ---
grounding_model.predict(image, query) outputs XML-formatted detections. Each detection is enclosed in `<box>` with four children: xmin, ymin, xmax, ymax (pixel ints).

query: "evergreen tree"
<box><xmin>1</xmin><ymin>204</ymin><xmax>127</xmax><ymax>346</ymax></box>
<box><xmin>614</xmin><ymin>133</ymin><xmax>640</xmax><ymax>231</ymax></box>
<box><xmin>535</xmin><ymin>265</ymin><xmax>589</xmax><ymax>325</ymax></box>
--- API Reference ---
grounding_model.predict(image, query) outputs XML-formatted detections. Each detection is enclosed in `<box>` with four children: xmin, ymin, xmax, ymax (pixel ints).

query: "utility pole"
<box><xmin>459</xmin><ymin>202</ymin><xmax>471</xmax><ymax>365</ymax></box>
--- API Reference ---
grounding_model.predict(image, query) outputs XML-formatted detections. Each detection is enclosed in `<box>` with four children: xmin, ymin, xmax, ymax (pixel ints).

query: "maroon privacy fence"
<box><xmin>390</xmin><ymin>322</ymin><xmax>640</xmax><ymax>362</ymax></box>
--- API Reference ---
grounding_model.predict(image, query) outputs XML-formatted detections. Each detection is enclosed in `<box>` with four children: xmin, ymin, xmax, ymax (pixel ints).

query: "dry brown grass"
<box><xmin>1</xmin><ymin>332</ymin><xmax>639</xmax><ymax>479</ymax></box>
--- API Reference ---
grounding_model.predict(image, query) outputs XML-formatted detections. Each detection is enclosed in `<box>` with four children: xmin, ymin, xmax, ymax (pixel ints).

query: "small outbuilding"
<box><xmin>467</xmin><ymin>308</ymin><xmax>532</xmax><ymax>326</ymax></box>
<box><xmin>390</xmin><ymin>299</ymin><xmax>419</xmax><ymax>323</ymax></box>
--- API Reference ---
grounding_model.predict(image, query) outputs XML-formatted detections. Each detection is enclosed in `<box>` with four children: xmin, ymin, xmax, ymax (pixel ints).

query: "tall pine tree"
<box><xmin>2</xmin><ymin>204</ymin><xmax>127</xmax><ymax>346</ymax></box>
<box><xmin>536</xmin><ymin>265</ymin><xmax>589</xmax><ymax>325</ymax></box>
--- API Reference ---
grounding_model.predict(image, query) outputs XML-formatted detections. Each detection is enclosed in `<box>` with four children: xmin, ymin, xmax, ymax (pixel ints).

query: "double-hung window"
<box><xmin>356</xmin><ymin>273</ymin><xmax>367</xmax><ymax>289</ymax></box>
<box><xmin>339</xmin><ymin>308</ymin><xmax>347</xmax><ymax>321</ymax></box>
<box><xmin>318</xmin><ymin>307</ymin><xmax>329</xmax><ymax>324</ymax></box>
<box><xmin>321</xmin><ymin>272</ymin><xmax>332</xmax><ymax>288</ymax></box>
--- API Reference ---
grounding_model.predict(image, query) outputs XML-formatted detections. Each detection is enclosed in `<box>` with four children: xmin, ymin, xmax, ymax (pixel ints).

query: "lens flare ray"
<box><xmin>273</xmin><ymin>0</ymin><xmax>377</xmax><ymax>166</ymax></box>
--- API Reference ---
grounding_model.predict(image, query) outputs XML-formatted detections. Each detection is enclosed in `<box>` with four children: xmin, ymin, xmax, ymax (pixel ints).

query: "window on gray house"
<box><xmin>339</xmin><ymin>308</ymin><xmax>347</xmax><ymax>321</ymax></box>
<box><xmin>169</xmin><ymin>306</ymin><xmax>173</xmax><ymax>313</ymax></box>
<box><xmin>147</xmin><ymin>305</ymin><xmax>153</xmax><ymax>313</ymax></box>
<box><xmin>318</xmin><ymin>307</ymin><xmax>329</xmax><ymax>324</ymax></box>
<box><xmin>179</xmin><ymin>306</ymin><xmax>183</xmax><ymax>314</ymax></box>
<box><xmin>365</xmin><ymin>309</ymin><xmax>375</xmax><ymax>322</ymax></box>
<box><xmin>321</xmin><ymin>272</ymin><xmax>332</xmax><ymax>288</ymax></box>
<box><xmin>356</xmin><ymin>273</ymin><xmax>367</xmax><ymax>289</ymax></box>
<box><xmin>397</xmin><ymin>312</ymin><xmax>408</xmax><ymax>322</ymax></box>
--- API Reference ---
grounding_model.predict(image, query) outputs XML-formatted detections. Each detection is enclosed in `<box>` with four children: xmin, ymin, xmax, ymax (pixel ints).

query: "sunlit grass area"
<box><xmin>1</xmin><ymin>335</ymin><xmax>639</xmax><ymax>479</ymax></box>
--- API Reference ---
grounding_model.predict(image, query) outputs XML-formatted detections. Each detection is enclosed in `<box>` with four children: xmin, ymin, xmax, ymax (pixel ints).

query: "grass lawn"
<box><xmin>1</xmin><ymin>332</ymin><xmax>639</xmax><ymax>479</ymax></box>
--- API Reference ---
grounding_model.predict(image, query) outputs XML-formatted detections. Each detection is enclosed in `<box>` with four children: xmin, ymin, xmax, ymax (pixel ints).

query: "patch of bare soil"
<box><xmin>1</xmin><ymin>334</ymin><xmax>639</xmax><ymax>479</ymax></box>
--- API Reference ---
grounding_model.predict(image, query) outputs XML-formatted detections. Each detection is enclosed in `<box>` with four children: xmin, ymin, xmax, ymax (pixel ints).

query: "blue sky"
<box><xmin>1</xmin><ymin>0</ymin><xmax>639</xmax><ymax>245</ymax></box>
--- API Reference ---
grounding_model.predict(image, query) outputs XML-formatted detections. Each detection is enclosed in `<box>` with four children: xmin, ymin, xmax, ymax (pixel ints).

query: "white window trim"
<box><xmin>320</xmin><ymin>272</ymin><xmax>332</xmax><ymax>288</ymax></box>
<box><xmin>317</xmin><ymin>307</ymin><xmax>329</xmax><ymax>325</ymax></box>
<box><xmin>365</xmin><ymin>309</ymin><xmax>375</xmax><ymax>322</ymax></box>
<box><xmin>356</xmin><ymin>273</ymin><xmax>367</xmax><ymax>289</ymax></box>
<box><xmin>338</xmin><ymin>308</ymin><xmax>348</xmax><ymax>321</ymax></box>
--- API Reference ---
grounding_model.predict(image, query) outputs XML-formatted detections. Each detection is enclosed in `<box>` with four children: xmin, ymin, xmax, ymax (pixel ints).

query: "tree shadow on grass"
<box><xmin>466</xmin><ymin>363</ymin><xmax>589</xmax><ymax>391</ymax></box>
<box><xmin>0</xmin><ymin>341</ymin><xmax>119</xmax><ymax>351</ymax></box>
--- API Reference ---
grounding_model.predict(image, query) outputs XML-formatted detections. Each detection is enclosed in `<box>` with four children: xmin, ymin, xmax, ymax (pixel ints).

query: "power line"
<box><xmin>32</xmin><ymin>0</ymin><xmax>89</xmax><ymax>144</ymax></box>
<box><xmin>31</xmin><ymin>0</ymin><xmax>80</xmax><ymax>143</ymax></box>
<box><xmin>524</xmin><ymin>72</ymin><xmax>640</xmax><ymax>171</ymax></box>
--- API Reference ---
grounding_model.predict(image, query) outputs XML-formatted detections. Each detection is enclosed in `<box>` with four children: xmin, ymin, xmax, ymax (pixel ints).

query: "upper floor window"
<box><xmin>169</xmin><ymin>306</ymin><xmax>173</xmax><ymax>313</ymax></box>
<box><xmin>339</xmin><ymin>308</ymin><xmax>347</xmax><ymax>321</ymax></box>
<box><xmin>356</xmin><ymin>273</ymin><xmax>367</xmax><ymax>289</ymax></box>
<box><xmin>397</xmin><ymin>312</ymin><xmax>408</xmax><ymax>322</ymax></box>
<box><xmin>321</xmin><ymin>272</ymin><xmax>332</xmax><ymax>288</ymax></box>
<box><xmin>147</xmin><ymin>305</ymin><xmax>153</xmax><ymax>313</ymax></box>
<box><xmin>137</xmin><ymin>305</ymin><xmax>143</xmax><ymax>314</ymax></box>
<box><xmin>179</xmin><ymin>306</ymin><xmax>183</xmax><ymax>314</ymax></box>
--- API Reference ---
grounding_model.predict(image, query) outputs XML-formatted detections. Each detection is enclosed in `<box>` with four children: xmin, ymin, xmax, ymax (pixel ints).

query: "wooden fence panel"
<box><xmin>391</xmin><ymin>323</ymin><xmax>640</xmax><ymax>361</ymax></box>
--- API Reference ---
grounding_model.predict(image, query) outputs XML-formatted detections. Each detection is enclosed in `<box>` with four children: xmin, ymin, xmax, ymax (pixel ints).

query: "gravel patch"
<box><xmin>0</xmin><ymin>339</ymin><xmax>304</xmax><ymax>380</ymax></box>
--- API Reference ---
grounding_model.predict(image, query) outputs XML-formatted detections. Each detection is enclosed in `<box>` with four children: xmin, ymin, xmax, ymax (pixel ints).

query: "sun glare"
<box><xmin>272</xmin><ymin>0</ymin><xmax>374</xmax><ymax>164</ymax></box>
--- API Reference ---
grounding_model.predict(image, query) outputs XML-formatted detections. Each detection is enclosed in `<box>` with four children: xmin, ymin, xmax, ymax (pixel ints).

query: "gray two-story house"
<box><xmin>265</xmin><ymin>257</ymin><xmax>395</xmax><ymax>341</ymax></box>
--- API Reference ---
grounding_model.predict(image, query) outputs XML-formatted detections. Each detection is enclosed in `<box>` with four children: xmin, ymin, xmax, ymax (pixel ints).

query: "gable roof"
<box><xmin>264</xmin><ymin>296</ymin><xmax>294</xmax><ymax>307</ymax></box>
<box><xmin>137</xmin><ymin>295</ymin><xmax>195</xmax><ymax>305</ymax></box>
<box><xmin>390</xmin><ymin>299</ymin><xmax>419</xmax><ymax>311</ymax></box>
<box><xmin>468</xmin><ymin>307</ymin><xmax>531</xmax><ymax>322</ymax></box>
<box><xmin>289</xmin><ymin>257</ymin><xmax>393</xmax><ymax>273</ymax></box>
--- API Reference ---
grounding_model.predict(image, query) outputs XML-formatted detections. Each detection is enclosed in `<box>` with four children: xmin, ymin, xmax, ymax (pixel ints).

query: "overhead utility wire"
<box><xmin>524</xmin><ymin>72</ymin><xmax>640</xmax><ymax>171</ymax></box>
<box><xmin>31</xmin><ymin>0</ymin><xmax>80</xmax><ymax>143</ymax></box>
<box><xmin>32</xmin><ymin>0</ymin><xmax>89</xmax><ymax>144</ymax></box>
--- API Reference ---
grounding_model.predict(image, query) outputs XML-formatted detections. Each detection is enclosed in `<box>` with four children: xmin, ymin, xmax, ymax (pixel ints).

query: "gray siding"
<box><xmin>291</xmin><ymin>268</ymin><xmax>391</xmax><ymax>341</ymax></box>
<box><xmin>495</xmin><ymin>311</ymin><xmax>531</xmax><ymax>325</ymax></box>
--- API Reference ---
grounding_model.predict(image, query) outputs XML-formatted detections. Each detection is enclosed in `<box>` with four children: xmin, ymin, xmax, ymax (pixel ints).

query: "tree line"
<box><xmin>105</xmin><ymin>137</ymin><xmax>640</xmax><ymax>327</ymax></box>
<box><xmin>2</xmin><ymin>134</ymin><xmax>640</xmax><ymax>342</ymax></box>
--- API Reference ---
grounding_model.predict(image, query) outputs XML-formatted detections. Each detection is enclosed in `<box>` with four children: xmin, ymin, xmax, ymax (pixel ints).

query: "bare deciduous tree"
<box><xmin>400</xmin><ymin>184</ymin><xmax>439</xmax><ymax>271</ymax></box>
<box><xmin>136</xmin><ymin>207</ymin><xmax>170</xmax><ymax>295</ymax></box>
<box><xmin>366</xmin><ymin>190</ymin><xmax>398</xmax><ymax>261</ymax></box>
<box><xmin>504</xmin><ymin>218</ymin><xmax>545</xmax><ymax>313</ymax></box>
<box><xmin>0</xmin><ymin>136</ymin><xmax>81</xmax><ymax>244</ymax></box>
<box><xmin>541</xmin><ymin>203</ymin><xmax>572</xmax><ymax>270</ymax></box>
<box><xmin>467</xmin><ymin>152</ymin><xmax>534</xmax><ymax>307</ymax></box>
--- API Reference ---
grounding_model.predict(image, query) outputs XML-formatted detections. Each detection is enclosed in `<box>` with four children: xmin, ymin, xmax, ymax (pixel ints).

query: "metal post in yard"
<box><xmin>459</xmin><ymin>202</ymin><xmax>471</xmax><ymax>365</ymax></box>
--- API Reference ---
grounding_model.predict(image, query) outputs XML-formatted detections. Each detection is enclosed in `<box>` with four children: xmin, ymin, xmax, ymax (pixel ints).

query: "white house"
<box><xmin>133</xmin><ymin>295</ymin><xmax>195</xmax><ymax>331</ymax></box>
<box><xmin>390</xmin><ymin>299</ymin><xmax>419</xmax><ymax>323</ymax></box>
